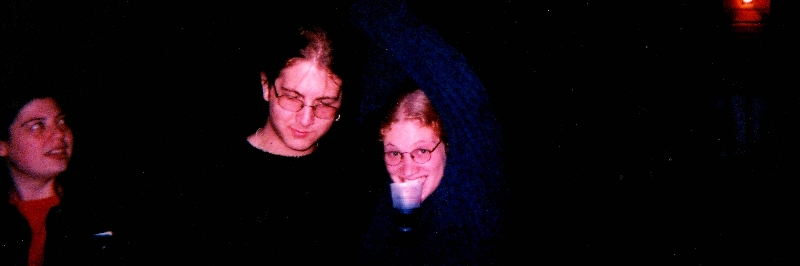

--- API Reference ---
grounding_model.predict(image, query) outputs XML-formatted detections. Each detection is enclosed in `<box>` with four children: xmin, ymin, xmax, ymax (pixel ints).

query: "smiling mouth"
<box><xmin>46</xmin><ymin>148</ymin><xmax>70</xmax><ymax>159</ymax></box>
<box><xmin>403</xmin><ymin>177</ymin><xmax>426</xmax><ymax>184</ymax></box>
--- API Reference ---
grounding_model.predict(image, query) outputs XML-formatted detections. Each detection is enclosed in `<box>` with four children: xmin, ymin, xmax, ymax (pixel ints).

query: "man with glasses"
<box><xmin>212</xmin><ymin>27</ymin><xmax>372</xmax><ymax>265</ymax></box>
<box><xmin>246</xmin><ymin>34</ymin><xmax>342</xmax><ymax>157</ymax></box>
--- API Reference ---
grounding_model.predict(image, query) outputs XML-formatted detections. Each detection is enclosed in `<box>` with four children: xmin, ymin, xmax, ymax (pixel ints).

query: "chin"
<box><xmin>287</xmin><ymin>141</ymin><xmax>317</xmax><ymax>152</ymax></box>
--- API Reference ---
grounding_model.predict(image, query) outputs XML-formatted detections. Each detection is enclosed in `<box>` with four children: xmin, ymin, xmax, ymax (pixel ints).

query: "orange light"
<box><xmin>725</xmin><ymin>0</ymin><xmax>770</xmax><ymax>35</ymax></box>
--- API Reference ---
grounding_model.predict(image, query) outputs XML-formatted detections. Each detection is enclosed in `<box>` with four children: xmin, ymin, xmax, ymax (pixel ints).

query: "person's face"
<box><xmin>382</xmin><ymin>120</ymin><xmax>446</xmax><ymax>202</ymax></box>
<box><xmin>0</xmin><ymin>98</ymin><xmax>73</xmax><ymax>181</ymax></box>
<box><xmin>263</xmin><ymin>60</ymin><xmax>342</xmax><ymax>156</ymax></box>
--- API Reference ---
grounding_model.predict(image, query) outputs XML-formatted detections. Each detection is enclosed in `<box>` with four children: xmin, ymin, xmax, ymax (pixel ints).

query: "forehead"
<box><xmin>14</xmin><ymin>98</ymin><xmax>62</xmax><ymax>124</ymax></box>
<box><xmin>276</xmin><ymin>60</ymin><xmax>342</xmax><ymax>99</ymax></box>
<box><xmin>383</xmin><ymin>120</ymin><xmax>439</xmax><ymax>146</ymax></box>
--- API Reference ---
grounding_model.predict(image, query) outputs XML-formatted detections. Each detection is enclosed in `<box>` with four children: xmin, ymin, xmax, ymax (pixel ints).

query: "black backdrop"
<box><xmin>3</xmin><ymin>0</ymin><xmax>799</xmax><ymax>264</ymax></box>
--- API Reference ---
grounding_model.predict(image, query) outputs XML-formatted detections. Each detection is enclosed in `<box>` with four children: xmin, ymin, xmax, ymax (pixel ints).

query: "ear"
<box><xmin>0</xmin><ymin>140</ymin><xmax>8</xmax><ymax>158</ymax></box>
<box><xmin>261</xmin><ymin>71</ymin><xmax>271</xmax><ymax>102</ymax></box>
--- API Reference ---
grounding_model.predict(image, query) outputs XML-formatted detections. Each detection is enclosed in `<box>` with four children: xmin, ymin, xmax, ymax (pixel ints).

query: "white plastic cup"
<box><xmin>390</xmin><ymin>181</ymin><xmax>423</xmax><ymax>212</ymax></box>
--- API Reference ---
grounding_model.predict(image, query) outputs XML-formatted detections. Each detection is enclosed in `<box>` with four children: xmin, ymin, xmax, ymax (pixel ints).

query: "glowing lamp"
<box><xmin>725</xmin><ymin>0</ymin><xmax>770</xmax><ymax>35</ymax></box>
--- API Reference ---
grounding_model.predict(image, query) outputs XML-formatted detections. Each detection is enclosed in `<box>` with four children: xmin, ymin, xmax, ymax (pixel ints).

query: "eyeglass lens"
<box><xmin>273</xmin><ymin>88</ymin><xmax>338</xmax><ymax>119</ymax></box>
<box><xmin>385</xmin><ymin>150</ymin><xmax>432</xmax><ymax>165</ymax></box>
<box><xmin>384</xmin><ymin>141</ymin><xmax>441</xmax><ymax>165</ymax></box>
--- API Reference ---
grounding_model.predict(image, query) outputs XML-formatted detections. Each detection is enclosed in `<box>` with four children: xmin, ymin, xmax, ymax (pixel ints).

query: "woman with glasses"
<box><xmin>354</xmin><ymin>0</ymin><xmax>507</xmax><ymax>264</ymax></box>
<box><xmin>380</xmin><ymin>89</ymin><xmax>446</xmax><ymax>204</ymax></box>
<box><xmin>360</xmin><ymin>87</ymin><xmax>505</xmax><ymax>265</ymax></box>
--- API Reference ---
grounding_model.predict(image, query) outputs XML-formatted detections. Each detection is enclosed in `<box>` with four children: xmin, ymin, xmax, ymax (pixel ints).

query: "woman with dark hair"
<box><xmin>0</xmin><ymin>89</ymin><xmax>123</xmax><ymax>266</ymax></box>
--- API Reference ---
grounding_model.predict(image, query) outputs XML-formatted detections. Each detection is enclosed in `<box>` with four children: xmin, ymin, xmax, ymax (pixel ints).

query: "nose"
<box><xmin>399</xmin><ymin>156</ymin><xmax>419</xmax><ymax>180</ymax></box>
<box><xmin>51</xmin><ymin>123</ymin><xmax>73</xmax><ymax>141</ymax></box>
<box><xmin>296</xmin><ymin>105</ymin><xmax>315</xmax><ymax>127</ymax></box>
<box><xmin>51</xmin><ymin>125</ymin><xmax>66</xmax><ymax>137</ymax></box>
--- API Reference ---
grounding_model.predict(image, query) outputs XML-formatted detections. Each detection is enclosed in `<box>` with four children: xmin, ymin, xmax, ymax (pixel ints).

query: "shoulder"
<box><xmin>43</xmin><ymin>188</ymin><xmax>127</xmax><ymax>266</ymax></box>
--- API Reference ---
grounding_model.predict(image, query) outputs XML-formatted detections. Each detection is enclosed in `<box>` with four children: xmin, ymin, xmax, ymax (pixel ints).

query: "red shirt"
<box><xmin>10</xmin><ymin>193</ymin><xmax>61</xmax><ymax>266</ymax></box>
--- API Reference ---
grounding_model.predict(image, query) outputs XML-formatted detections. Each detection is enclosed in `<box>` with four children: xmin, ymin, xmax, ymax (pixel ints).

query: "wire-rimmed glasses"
<box><xmin>384</xmin><ymin>140</ymin><xmax>443</xmax><ymax>166</ymax></box>
<box><xmin>272</xmin><ymin>87</ymin><xmax>340</xmax><ymax>119</ymax></box>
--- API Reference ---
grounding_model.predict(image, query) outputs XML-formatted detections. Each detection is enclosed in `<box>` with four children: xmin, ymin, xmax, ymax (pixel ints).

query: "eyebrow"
<box><xmin>414</xmin><ymin>140</ymin><xmax>438</xmax><ymax>147</ymax></box>
<box><xmin>280</xmin><ymin>86</ymin><xmax>341</xmax><ymax>101</ymax></box>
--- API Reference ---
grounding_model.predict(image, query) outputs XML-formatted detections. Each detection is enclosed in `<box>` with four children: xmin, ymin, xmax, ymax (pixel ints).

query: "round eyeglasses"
<box><xmin>272</xmin><ymin>87</ymin><xmax>340</xmax><ymax>119</ymax></box>
<box><xmin>384</xmin><ymin>140</ymin><xmax>443</xmax><ymax>166</ymax></box>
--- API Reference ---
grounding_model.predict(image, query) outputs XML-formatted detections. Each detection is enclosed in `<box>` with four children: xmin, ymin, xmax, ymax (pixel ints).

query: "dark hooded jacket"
<box><xmin>0</xmin><ymin>175</ymin><xmax>126</xmax><ymax>266</ymax></box>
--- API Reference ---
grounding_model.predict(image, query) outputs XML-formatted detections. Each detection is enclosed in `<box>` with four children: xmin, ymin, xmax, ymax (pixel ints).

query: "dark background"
<box><xmin>3</xmin><ymin>0</ymin><xmax>799</xmax><ymax>264</ymax></box>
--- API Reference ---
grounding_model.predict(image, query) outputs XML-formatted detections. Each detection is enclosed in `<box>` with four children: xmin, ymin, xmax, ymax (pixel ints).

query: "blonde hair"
<box><xmin>380</xmin><ymin>89</ymin><xmax>443</xmax><ymax>140</ymax></box>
